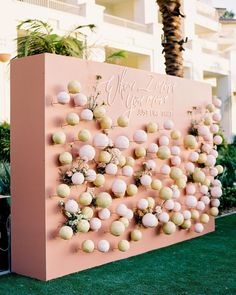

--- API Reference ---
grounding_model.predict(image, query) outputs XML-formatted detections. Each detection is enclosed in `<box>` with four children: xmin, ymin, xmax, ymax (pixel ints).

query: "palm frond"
<box><xmin>106</xmin><ymin>50</ymin><xmax>127</xmax><ymax>62</ymax></box>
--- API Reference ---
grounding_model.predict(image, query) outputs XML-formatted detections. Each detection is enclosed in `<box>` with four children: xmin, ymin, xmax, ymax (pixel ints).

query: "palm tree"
<box><xmin>16</xmin><ymin>19</ymin><xmax>96</xmax><ymax>59</ymax></box>
<box><xmin>156</xmin><ymin>0</ymin><xmax>186</xmax><ymax>77</ymax></box>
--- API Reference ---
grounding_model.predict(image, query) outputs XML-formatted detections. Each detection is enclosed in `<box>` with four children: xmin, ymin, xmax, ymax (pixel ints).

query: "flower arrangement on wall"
<box><xmin>51</xmin><ymin>76</ymin><xmax>223</xmax><ymax>254</ymax></box>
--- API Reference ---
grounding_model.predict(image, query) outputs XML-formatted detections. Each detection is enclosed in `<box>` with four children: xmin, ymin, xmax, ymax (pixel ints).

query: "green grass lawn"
<box><xmin>1</xmin><ymin>214</ymin><xmax>236</xmax><ymax>295</ymax></box>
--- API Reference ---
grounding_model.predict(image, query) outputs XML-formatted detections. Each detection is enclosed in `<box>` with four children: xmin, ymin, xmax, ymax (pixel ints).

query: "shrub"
<box><xmin>0</xmin><ymin>122</ymin><xmax>10</xmax><ymax>163</ymax></box>
<box><xmin>0</xmin><ymin>162</ymin><xmax>10</xmax><ymax>196</ymax></box>
<box><xmin>219</xmin><ymin>187</ymin><xmax>236</xmax><ymax>213</ymax></box>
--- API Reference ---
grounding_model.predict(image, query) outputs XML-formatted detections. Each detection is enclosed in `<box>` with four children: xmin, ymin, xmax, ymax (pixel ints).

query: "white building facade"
<box><xmin>0</xmin><ymin>0</ymin><xmax>235</xmax><ymax>139</ymax></box>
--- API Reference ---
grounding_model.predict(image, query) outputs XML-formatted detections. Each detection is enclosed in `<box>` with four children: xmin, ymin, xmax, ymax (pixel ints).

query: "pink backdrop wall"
<box><xmin>11</xmin><ymin>54</ymin><xmax>214</xmax><ymax>281</ymax></box>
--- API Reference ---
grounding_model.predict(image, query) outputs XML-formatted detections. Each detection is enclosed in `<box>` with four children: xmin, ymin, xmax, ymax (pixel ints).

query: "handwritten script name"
<box><xmin>98</xmin><ymin>68</ymin><xmax>176</xmax><ymax>118</ymax></box>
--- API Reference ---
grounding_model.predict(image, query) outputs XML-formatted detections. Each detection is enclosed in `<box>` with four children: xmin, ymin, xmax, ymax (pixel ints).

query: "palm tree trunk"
<box><xmin>157</xmin><ymin>0</ymin><xmax>185</xmax><ymax>77</ymax></box>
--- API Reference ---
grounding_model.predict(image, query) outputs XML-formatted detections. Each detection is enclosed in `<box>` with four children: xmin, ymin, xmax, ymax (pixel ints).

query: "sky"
<box><xmin>212</xmin><ymin>0</ymin><xmax>236</xmax><ymax>13</ymax></box>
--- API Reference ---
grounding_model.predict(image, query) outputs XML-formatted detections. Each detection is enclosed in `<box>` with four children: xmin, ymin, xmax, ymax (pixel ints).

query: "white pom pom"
<box><xmin>90</xmin><ymin>218</ymin><xmax>102</xmax><ymax>231</ymax></box>
<box><xmin>145</xmin><ymin>159</ymin><xmax>156</xmax><ymax>170</ymax></box>
<box><xmin>196</xmin><ymin>201</ymin><xmax>205</xmax><ymax>211</ymax></box>
<box><xmin>74</xmin><ymin>93</ymin><xmax>87</xmax><ymax>106</ymax></box>
<box><xmin>125</xmin><ymin>209</ymin><xmax>134</xmax><ymax>220</ymax></box>
<box><xmin>98</xmin><ymin>208</ymin><xmax>111</xmax><ymax>220</ymax></box>
<box><xmin>93</xmin><ymin>133</ymin><xmax>109</xmax><ymax>149</ymax></box>
<box><xmin>189</xmin><ymin>151</ymin><xmax>199</xmax><ymax>162</ymax></box>
<box><xmin>171</xmin><ymin>146</ymin><xmax>181</xmax><ymax>156</ymax></box>
<box><xmin>211</xmin><ymin>179</ymin><xmax>222</xmax><ymax>187</ymax></box>
<box><xmin>205</xmin><ymin>155</ymin><xmax>216</xmax><ymax>167</ymax></box>
<box><xmin>210</xmin><ymin>186</ymin><xmax>222</xmax><ymax>198</ymax></box>
<box><xmin>85</xmin><ymin>169</ymin><xmax>97</xmax><ymax>182</ymax></box>
<box><xmin>194</xmin><ymin>223</ymin><xmax>204</xmax><ymax>233</ymax></box>
<box><xmin>186</xmin><ymin>183</ymin><xmax>196</xmax><ymax>195</ymax></box>
<box><xmin>137</xmin><ymin>198</ymin><xmax>149</xmax><ymax>210</ymax></box>
<box><xmin>140</xmin><ymin>174</ymin><xmax>152</xmax><ymax>186</ymax></box>
<box><xmin>201</xmin><ymin>195</ymin><xmax>210</xmax><ymax>205</ymax></box>
<box><xmin>79</xmin><ymin>144</ymin><xmax>96</xmax><ymax>161</ymax></box>
<box><xmin>98</xmin><ymin>240</ymin><xmax>110</xmax><ymax>253</ymax></box>
<box><xmin>198</xmin><ymin>125</ymin><xmax>209</xmax><ymax>137</ymax></box>
<box><xmin>164</xmin><ymin>199</ymin><xmax>175</xmax><ymax>210</ymax></box>
<box><xmin>202</xmin><ymin>144</ymin><xmax>211</xmax><ymax>154</ymax></box>
<box><xmin>133</xmin><ymin>130</ymin><xmax>147</xmax><ymax>143</ymax></box>
<box><xmin>71</xmin><ymin>172</ymin><xmax>84</xmax><ymax>185</ymax></box>
<box><xmin>159</xmin><ymin>135</ymin><xmax>169</xmax><ymax>146</ymax></box>
<box><xmin>173</xmin><ymin>202</ymin><xmax>181</xmax><ymax>212</ymax></box>
<box><xmin>209</xmin><ymin>167</ymin><xmax>218</xmax><ymax>177</ymax></box>
<box><xmin>111</xmin><ymin>179</ymin><xmax>127</xmax><ymax>197</ymax></box>
<box><xmin>160</xmin><ymin>164</ymin><xmax>171</xmax><ymax>175</ymax></box>
<box><xmin>172</xmin><ymin>187</ymin><xmax>180</xmax><ymax>199</ymax></box>
<box><xmin>164</xmin><ymin>120</ymin><xmax>174</xmax><ymax>130</ymax></box>
<box><xmin>114</xmin><ymin>135</ymin><xmax>130</xmax><ymax>150</ymax></box>
<box><xmin>105</xmin><ymin>163</ymin><xmax>118</xmax><ymax>175</ymax></box>
<box><xmin>80</xmin><ymin>109</ymin><xmax>93</xmax><ymax>121</ymax></box>
<box><xmin>200</xmin><ymin>185</ymin><xmax>208</xmax><ymax>194</ymax></box>
<box><xmin>116</xmin><ymin>204</ymin><xmax>128</xmax><ymax>216</ymax></box>
<box><xmin>158</xmin><ymin>212</ymin><xmax>169</xmax><ymax>223</ymax></box>
<box><xmin>147</xmin><ymin>143</ymin><xmax>158</xmax><ymax>153</ymax></box>
<box><xmin>142</xmin><ymin>213</ymin><xmax>158</xmax><ymax>227</ymax></box>
<box><xmin>171</xmin><ymin>156</ymin><xmax>181</xmax><ymax>166</ymax></box>
<box><xmin>185</xmin><ymin>195</ymin><xmax>197</xmax><ymax>208</ymax></box>
<box><xmin>183</xmin><ymin>210</ymin><xmax>191</xmax><ymax>219</ymax></box>
<box><xmin>185</xmin><ymin>162</ymin><xmax>195</xmax><ymax>173</ymax></box>
<box><xmin>65</xmin><ymin>199</ymin><xmax>79</xmax><ymax>213</ymax></box>
<box><xmin>211</xmin><ymin>198</ymin><xmax>220</xmax><ymax>207</ymax></box>
<box><xmin>122</xmin><ymin>165</ymin><xmax>133</xmax><ymax>177</ymax></box>
<box><xmin>213</xmin><ymin>97</ymin><xmax>222</xmax><ymax>108</ymax></box>
<box><xmin>57</xmin><ymin>91</ymin><xmax>70</xmax><ymax>104</ymax></box>
<box><xmin>210</xmin><ymin>124</ymin><xmax>219</xmax><ymax>134</ymax></box>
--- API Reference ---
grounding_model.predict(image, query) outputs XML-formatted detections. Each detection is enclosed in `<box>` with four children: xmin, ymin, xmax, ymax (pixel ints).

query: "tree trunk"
<box><xmin>157</xmin><ymin>0</ymin><xmax>185</xmax><ymax>77</ymax></box>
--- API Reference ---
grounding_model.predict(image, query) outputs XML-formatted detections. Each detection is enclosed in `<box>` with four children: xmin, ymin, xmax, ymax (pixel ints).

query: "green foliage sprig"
<box><xmin>16</xmin><ymin>19</ymin><xmax>96</xmax><ymax>59</ymax></box>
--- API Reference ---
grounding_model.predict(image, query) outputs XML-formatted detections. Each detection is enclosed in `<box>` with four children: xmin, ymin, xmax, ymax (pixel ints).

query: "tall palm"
<box><xmin>16</xmin><ymin>19</ymin><xmax>96</xmax><ymax>59</ymax></box>
<box><xmin>156</xmin><ymin>0</ymin><xmax>185</xmax><ymax>77</ymax></box>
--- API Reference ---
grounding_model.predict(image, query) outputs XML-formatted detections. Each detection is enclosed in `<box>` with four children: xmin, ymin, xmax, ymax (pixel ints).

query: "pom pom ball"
<box><xmin>96</xmin><ymin>192</ymin><xmax>112</xmax><ymax>208</ymax></box>
<box><xmin>115</xmin><ymin>135</ymin><xmax>130</xmax><ymax>150</ymax></box>
<box><xmin>93</xmin><ymin>134</ymin><xmax>109</xmax><ymax>149</ymax></box>
<box><xmin>65</xmin><ymin>199</ymin><xmax>79</xmax><ymax>214</ymax></box>
<box><xmin>93</xmin><ymin>174</ymin><xmax>105</xmax><ymax>187</ymax></box>
<box><xmin>78</xmin><ymin>192</ymin><xmax>93</xmax><ymax>206</ymax></box>
<box><xmin>98</xmin><ymin>208</ymin><xmax>111</xmax><ymax>220</ymax></box>
<box><xmin>163</xmin><ymin>221</ymin><xmax>176</xmax><ymax>235</ymax></box>
<box><xmin>142</xmin><ymin>213</ymin><xmax>158</xmax><ymax>227</ymax></box>
<box><xmin>98</xmin><ymin>240</ymin><xmax>110</xmax><ymax>252</ymax></box>
<box><xmin>82</xmin><ymin>240</ymin><xmax>94</xmax><ymax>253</ymax></box>
<box><xmin>80</xmin><ymin>109</ymin><xmax>93</xmax><ymax>121</ymax></box>
<box><xmin>56</xmin><ymin>184</ymin><xmax>70</xmax><ymax>198</ymax></box>
<box><xmin>52</xmin><ymin>131</ymin><xmax>66</xmax><ymax>144</ymax></box>
<box><xmin>71</xmin><ymin>172</ymin><xmax>84</xmax><ymax>185</ymax></box>
<box><xmin>131</xmin><ymin>229</ymin><xmax>142</xmax><ymax>241</ymax></box>
<box><xmin>112</xmin><ymin>179</ymin><xmax>127</xmax><ymax>198</ymax></box>
<box><xmin>137</xmin><ymin>198</ymin><xmax>149</xmax><ymax>210</ymax></box>
<box><xmin>90</xmin><ymin>218</ymin><xmax>102</xmax><ymax>231</ymax></box>
<box><xmin>77</xmin><ymin>219</ymin><xmax>90</xmax><ymax>233</ymax></box>
<box><xmin>74</xmin><ymin>93</ymin><xmax>87</xmax><ymax>106</ymax></box>
<box><xmin>59</xmin><ymin>152</ymin><xmax>73</xmax><ymax>165</ymax></box>
<box><xmin>185</xmin><ymin>195</ymin><xmax>197</xmax><ymax>208</ymax></box>
<box><xmin>57</xmin><ymin>91</ymin><xmax>70</xmax><ymax>104</ymax></box>
<box><xmin>105</xmin><ymin>163</ymin><xmax>118</xmax><ymax>175</ymax></box>
<box><xmin>59</xmin><ymin>226</ymin><xmax>73</xmax><ymax>240</ymax></box>
<box><xmin>158</xmin><ymin>212</ymin><xmax>170</xmax><ymax>223</ymax></box>
<box><xmin>79</xmin><ymin>145</ymin><xmax>95</xmax><ymax>161</ymax></box>
<box><xmin>159</xmin><ymin>187</ymin><xmax>173</xmax><ymax>200</ymax></box>
<box><xmin>118</xmin><ymin>240</ymin><xmax>130</xmax><ymax>252</ymax></box>
<box><xmin>67</xmin><ymin>80</ymin><xmax>81</xmax><ymax>94</ymax></box>
<box><xmin>110</xmin><ymin>221</ymin><xmax>125</xmax><ymax>236</ymax></box>
<box><xmin>133</xmin><ymin>130</ymin><xmax>147</xmax><ymax>143</ymax></box>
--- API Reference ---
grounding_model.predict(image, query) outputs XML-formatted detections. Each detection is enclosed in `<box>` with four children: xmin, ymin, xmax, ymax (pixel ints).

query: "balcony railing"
<box><xmin>104</xmin><ymin>14</ymin><xmax>152</xmax><ymax>34</ymax></box>
<box><xmin>17</xmin><ymin>0</ymin><xmax>81</xmax><ymax>15</ymax></box>
<box><xmin>196</xmin><ymin>0</ymin><xmax>219</xmax><ymax>21</ymax></box>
